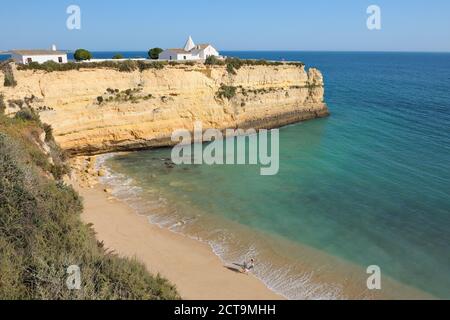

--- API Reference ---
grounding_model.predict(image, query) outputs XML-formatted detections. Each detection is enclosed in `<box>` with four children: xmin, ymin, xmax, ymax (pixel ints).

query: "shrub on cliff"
<box><xmin>118</xmin><ymin>60</ymin><xmax>138</xmax><ymax>72</ymax></box>
<box><xmin>148</xmin><ymin>48</ymin><xmax>163</xmax><ymax>60</ymax></box>
<box><xmin>0</xmin><ymin>114</ymin><xmax>180</xmax><ymax>300</ymax></box>
<box><xmin>18</xmin><ymin>61</ymin><xmax>78</xmax><ymax>72</ymax></box>
<box><xmin>1</xmin><ymin>62</ymin><xmax>17</xmax><ymax>87</ymax></box>
<box><xmin>16</xmin><ymin>59</ymin><xmax>170</xmax><ymax>73</ymax></box>
<box><xmin>225</xmin><ymin>58</ymin><xmax>244</xmax><ymax>75</ymax></box>
<box><xmin>138</xmin><ymin>61</ymin><xmax>166</xmax><ymax>71</ymax></box>
<box><xmin>0</xmin><ymin>94</ymin><xmax>5</xmax><ymax>114</ymax></box>
<box><xmin>7</xmin><ymin>110</ymin><xmax>69</xmax><ymax>180</ymax></box>
<box><xmin>37</xmin><ymin>61</ymin><xmax>61</xmax><ymax>72</ymax></box>
<box><xmin>3</xmin><ymin>73</ymin><xmax>17</xmax><ymax>87</ymax></box>
<box><xmin>14</xmin><ymin>107</ymin><xmax>41</xmax><ymax>122</ymax></box>
<box><xmin>112</xmin><ymin>54</ymin><xmax>124</xmax><ymax>59</ymax></box>
<box><xmin>217</xmin><ymin>85</ymin><xmax>237</xmax><ymax>100</ymax></box>
<box><xmin>222</xmin><ymin>57</ymin><xmax>305</xmax><ymax>75</ymax></box>
<box><xmin>74</xmin><ymin>49</ymin><xmax>92</xmax><ymax>61</ymax></box>
<box><xmin>205</xmin><ymin>56</ymin><xmax>225</xmax><ymax>66</ymax></box>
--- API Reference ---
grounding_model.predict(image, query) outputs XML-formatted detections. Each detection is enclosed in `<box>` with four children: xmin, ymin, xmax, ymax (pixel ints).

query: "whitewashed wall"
<box><xmin>177</xmin><ymin>53</ymin><xmax>195</xmax><ymax>60</ymax></box>
<box><xmin>159</xmin><ymin>50</ymin><xmax>177</xmax><ymax>61</ymax></box>
<box><xmin>159</xmin><ymin>47</ymin><xmax>220</xmax><ymax>61</ymax></box>
<box><xmin>199</xmin><ymin>46</ymin><xmax>220</xmax><ymax>59</ymax></box>
<box><xmin>12</xmin><ymin>54</ymin><xmax>68</xmax><ymax>64</ymax></box>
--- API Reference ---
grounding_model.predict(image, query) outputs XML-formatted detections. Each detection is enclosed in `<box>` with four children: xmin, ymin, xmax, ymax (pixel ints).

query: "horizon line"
<box><xmin>1</xmin><ymin>49</ymin><xmax>450</xmax><ymax>54</ymax></box>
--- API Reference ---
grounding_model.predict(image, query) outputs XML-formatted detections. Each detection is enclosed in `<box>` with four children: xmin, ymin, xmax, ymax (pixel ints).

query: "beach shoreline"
<box><xmin>70</xmin><ymin>156</ymin><xmax>284</xmax><ymax>300</ymax></box>
<box><xmin>69</xmin><ymin>155</ymin><xmax>437</xmax><ymax>300</ymax></box>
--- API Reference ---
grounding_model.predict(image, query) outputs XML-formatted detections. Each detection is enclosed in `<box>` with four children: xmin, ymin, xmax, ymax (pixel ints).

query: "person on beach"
<box><xmin>242</xmin><ymin>258</ymin><xmax>255</xmax><ymax>274</ymax></box>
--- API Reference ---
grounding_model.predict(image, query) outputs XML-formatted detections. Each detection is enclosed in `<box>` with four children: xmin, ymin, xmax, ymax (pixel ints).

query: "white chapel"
<box><xmin>159</xmin><ymin>36</ymin><xmax>221</xmax><ymax>61</ymax></box>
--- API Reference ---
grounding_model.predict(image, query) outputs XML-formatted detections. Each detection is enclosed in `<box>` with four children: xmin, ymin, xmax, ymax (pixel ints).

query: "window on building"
<box><xmin>58</xmin><ymin>57</ymin><xmax>63</xmax><ymax>63</ymax></box>
<box><xmin>27</xmin><ymin>58</ymin><xmax>32</xmax><ymax>64</ymax></box>
<box><xmin>184</xmin><ymin>56</ymin><xmax>187</xmax><ymax>60</ymax></box>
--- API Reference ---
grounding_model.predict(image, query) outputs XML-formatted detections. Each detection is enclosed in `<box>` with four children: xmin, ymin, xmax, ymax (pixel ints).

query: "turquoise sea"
<box><xmin>97</xmin><ymin>52</ymin><xmax>450</xmax><ymax>299</ymax></box>
<box><xmin>7</xmin><ymin>51</ymin><xmax>447</xmax><ymax>299</ymax></box>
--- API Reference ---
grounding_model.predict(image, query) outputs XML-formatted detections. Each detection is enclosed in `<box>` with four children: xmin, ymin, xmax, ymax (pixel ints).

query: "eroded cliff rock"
<box><xmin>1</xmin><ymin>62</ymin><xmax>328</xmax><ymax>155</ymax></box>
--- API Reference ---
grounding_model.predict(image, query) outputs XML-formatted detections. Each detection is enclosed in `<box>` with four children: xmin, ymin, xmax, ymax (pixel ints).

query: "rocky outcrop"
<box><xmin>1</xmin><ymin>62</ymin><xmax>328</xmax><ymax>155</ymax></box>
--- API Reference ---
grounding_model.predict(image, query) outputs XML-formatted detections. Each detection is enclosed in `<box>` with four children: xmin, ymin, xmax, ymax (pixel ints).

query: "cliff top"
<box><xmin>4</xmin><ymin>57</ymin><xmax>305</xmax><ymax>74</ymax></box>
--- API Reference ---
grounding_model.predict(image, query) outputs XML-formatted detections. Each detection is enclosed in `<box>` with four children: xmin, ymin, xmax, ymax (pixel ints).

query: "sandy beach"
<box><xmin>74</xmin><ymin>175</ymin><xmax>283</xmax><ymax>300</ymax></box>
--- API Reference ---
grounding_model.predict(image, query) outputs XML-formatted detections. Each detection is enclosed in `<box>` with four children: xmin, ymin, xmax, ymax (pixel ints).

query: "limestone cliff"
<box><xmin>1</xmin><ymin>62</ymin><xmax>328</xmax><ymax>155</ymax></box>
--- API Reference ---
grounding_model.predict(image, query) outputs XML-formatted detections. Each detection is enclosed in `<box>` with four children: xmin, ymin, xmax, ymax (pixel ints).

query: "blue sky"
<box><xmin>1</xmin><ymin>0</ymin><xmax>449</xmax><ymax>52</ymax></box>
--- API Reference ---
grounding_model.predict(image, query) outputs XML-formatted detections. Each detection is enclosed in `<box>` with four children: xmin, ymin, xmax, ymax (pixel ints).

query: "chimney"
<box><xmin>51</xmin><ymin>44</ymin><xmax>57</xmax><ymax>51</ymax></box>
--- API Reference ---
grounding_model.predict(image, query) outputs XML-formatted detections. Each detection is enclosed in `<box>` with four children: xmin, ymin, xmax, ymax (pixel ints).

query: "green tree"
<box><xmin>74</xmin><ymin>49</ymin><xmax>92</xmax><ymax>61</ymax></box>
<box><xmin>112</xmin><ymin>54</ymin><xmax>124</xmax><ymax>60</ymax></box>
<box><xmin>148</xmin><ymin>48</ymin><xmax>163</xmax><ymax>60</ymax></box>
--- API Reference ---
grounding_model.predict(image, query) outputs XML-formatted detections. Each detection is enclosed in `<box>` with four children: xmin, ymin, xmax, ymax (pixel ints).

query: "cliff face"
<box><xmin>2</xmin><ymin>63</ymin><xmax>328</xmax><ymax>155</ymax></box>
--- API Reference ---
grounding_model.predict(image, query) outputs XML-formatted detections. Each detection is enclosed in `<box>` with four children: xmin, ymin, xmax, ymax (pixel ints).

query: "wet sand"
<box><xmin>75</xmin><ymin>182</ymin><xmax>284</xmax><ymax>300</ymax></box>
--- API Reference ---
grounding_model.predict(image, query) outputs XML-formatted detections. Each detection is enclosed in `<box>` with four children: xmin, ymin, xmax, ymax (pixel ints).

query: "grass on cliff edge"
<box><xmin>0</xmin><ymin>113</ymin><xmax>180</xmax><ymax>300</ymax></box>
<box><xmin>13</xmin><ymin>57</ymin><xmax>305</xmax><ymax>74</ymax></box>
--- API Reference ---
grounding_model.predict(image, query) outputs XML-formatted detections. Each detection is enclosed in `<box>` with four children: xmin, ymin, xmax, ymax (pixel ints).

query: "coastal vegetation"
<box><xmin>118</xmin><ymin>60</ymin><xmax>139</xmax><ymax>72</ymax></box>
<box><xmin>96</xmin><ymin>87</ymin><xmax>154</xmax><ymax>105</ymax></box>
<box><xmin>73</xmin><ymin>49</ymin><xmax>92</xmax><ymax>61</ymax></box>
<box><xmin>138</xmin><ymin>61</ymin><xmax>166</xmax><ymax>71</ymax></box>
<box><xmin>148</xmin><ymin>48</ymin><xmax>163</xmax><ymax>60</ymax></box>
<box><xmin>112</xmin><ymin>54</ymin><xmax>124</xmax><ymax>59</ymax></box>
<box><xmin>206</xmin><ymin>56</ymin><xmax>305</xmax><ymax>75</ymax></box>
<box><xmin>12</xmin><ymin>56</ymin><xmax>304</xmax><ymax>77</ymax></box>
<box><xmin>170</xmin><ymin>60</ymin><xmax>196</xmax><ymax>67</ymax></box>
<box><xmin>216</xmin><ymin>84</ymin><xmax>237</xmax><ymax>100</ymax></box>
<box><xmin>1</xmin><ymin>61</ymin><xmax>17</xmax><ymax>87</ymax></box>
<box><xmin>205</xmin><ymin>55</ymin><xmax>222</xmax><ymax>66</ymax></box>
<box><xmin>0</xmin><ymin>112</ymin><xmax>180</xmax><ymax>299</ymax></box>
<box><xmin>0</xmin><ymin>94</ymin><xmax>5</xmax><ymax>113</ymax></box>
<box><xmin>3</xmin><ymin>95</ymin><xmax>55</xmax><ymax>115</ymax></box>
<box><xmin>16</xmin><ymin>60</ymin><xmax>168</xmax><ymax>73</ymax></box>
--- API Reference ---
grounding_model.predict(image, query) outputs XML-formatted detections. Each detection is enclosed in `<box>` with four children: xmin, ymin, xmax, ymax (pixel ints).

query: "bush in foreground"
<box><xmin>0</xmin><ymin>114</ymin><xmax>180</xmax><ymax>300</ymax></box>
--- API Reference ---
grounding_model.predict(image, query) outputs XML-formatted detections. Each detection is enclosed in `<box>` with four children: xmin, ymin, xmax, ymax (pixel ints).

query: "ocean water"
<box><xmin>99</xmin><ymin>52</ymin><xmax>450</xmax><ymax>299</ymax></box>
<box><xmin>4</xmin><ymin>50</ymin><xmax>448</xmax><ymax>298</ymax></box>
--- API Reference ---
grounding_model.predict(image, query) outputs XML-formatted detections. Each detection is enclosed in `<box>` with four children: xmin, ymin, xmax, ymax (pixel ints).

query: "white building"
<box><xmin>10</xmin><ymin>45</ymin><xmax>68</xmax><ymax>64</ymax></box>
<box><xmin>159</xmin><ymin>36</ymin><xmax>221</xmax><ymax>61</ymax></box>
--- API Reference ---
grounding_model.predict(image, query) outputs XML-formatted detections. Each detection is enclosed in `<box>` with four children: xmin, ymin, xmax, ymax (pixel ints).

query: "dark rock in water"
<box><xmin>163</xmin><ymin>160</ymin><xmax>175</xmax><ymax>169</ymax></box>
